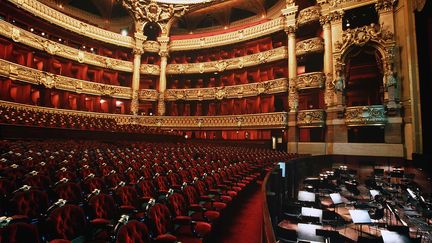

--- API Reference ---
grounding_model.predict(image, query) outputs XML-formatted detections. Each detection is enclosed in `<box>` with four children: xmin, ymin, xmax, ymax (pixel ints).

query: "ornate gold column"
<box><xmin>131</xmin><ymin>32</ymin><xmax>146</xmax><ymax>115</ymax></box>
<box><xmin>320</xmin><ymin>17</ymin><xmax>334</xmax><ymax>107</ymax></box>
<box><xmin>283</xmin><ymin>3</ymin><xmax>298</xmax><ymax>153</ymax></box>
<box><xmin>329</xmin><ymin>11</ymin><xmax>344</xmax><ymax>107</ymax></box>
<box><xmin>157</xmin><ymin>36</ymin><xmax>169</xmax><ymax>116</ymax></box>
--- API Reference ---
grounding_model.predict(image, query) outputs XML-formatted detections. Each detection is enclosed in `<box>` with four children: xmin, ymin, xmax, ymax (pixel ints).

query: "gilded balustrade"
<box><xmin>297</xmin><ymin>109</ymin><xmax>326</xmax><ymax>127</ymax></box>
<box><xmin>296</xmin><ymin>72</ymin><xmax>325</xmax><ymax>90</ymax></box>
<box><xmin>0</xmin><ymin>59</ymin><xmax>134</xmax><ymax>99</ymax></box>
<box><xmin>7</xmin><ymin>0</ymin><xmax>134</xmax><ymax>48</ymax></box>
<box><xmin>345</xmin><ymin>105</ymin><xmax>387</xmax><ymax>126</ymax></box>
<box><xmin>164</xmin><ymin>78</ymin><xmax>287</xmax><ymax>101</ymax></box>
<box><xmin>296</xmin><ymin>37</ymin><xmax>324</xmax><ymax>56</ymax></box>
<box><xmin>166</xmin><ymin>47</ymin><xmax>287</xmax><ymax>74</ymax></box>
<box><xmin>297</xmin><ymin>6</ymin><xmax>321</xmax><ymax>27</ymax></box>
<box><xmin>0</xmin><ymin>100</ymin><xmax>288</xmax><ymax>130</ymax></box>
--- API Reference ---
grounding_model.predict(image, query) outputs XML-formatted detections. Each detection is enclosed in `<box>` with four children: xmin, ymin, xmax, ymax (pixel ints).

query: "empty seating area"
<box><xmin>0</xmin><ymin>140</ymin><xmax>297</xmax><ymax>242</ymax></box>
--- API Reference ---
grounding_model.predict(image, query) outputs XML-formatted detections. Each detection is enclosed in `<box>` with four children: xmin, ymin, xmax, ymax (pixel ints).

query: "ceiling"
<box><xmin>51</xmin><ymin>0</ymin><xmax>281</xmax><ymax>31</ymax></box>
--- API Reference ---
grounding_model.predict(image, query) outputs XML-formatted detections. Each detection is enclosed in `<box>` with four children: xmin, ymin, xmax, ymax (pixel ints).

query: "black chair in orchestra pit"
<box><xmin>275</xmin><ymin>225</ymin><xmax>297</xmax><ymax>243</ymax></box>
<box><xmin>357</xmin><ymin>235</ymin><xmax>383</xmax><ymax>243</ymax></box>
<box><xmin>316</xmin><ymin>229</ymin><xmax>344</xmax><ymax>243</ymax></box>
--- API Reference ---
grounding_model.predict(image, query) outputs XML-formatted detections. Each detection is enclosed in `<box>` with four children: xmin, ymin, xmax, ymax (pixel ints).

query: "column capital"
<box><xmin>133</xmin><ymin>47</ymin><xmax>144</xmax><ymax>55</ymax></box>
<box><xmin>320</xmin><ymin>10</ymin><xmax>344</xmax><ymax>25</ymax></box>
<box><xmin>285</xmin><ymin>25</ymin><xmax>297</xmax><ymax>35</ymax></box>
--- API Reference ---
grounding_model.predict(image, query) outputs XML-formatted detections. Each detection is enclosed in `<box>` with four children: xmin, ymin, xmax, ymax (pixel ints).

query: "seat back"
<box><xmin>10</xmin><ymin>189</ymin><xmax>49</xmax><ymax>218</ymax></box>
<box><xmin>0</xmin><ymin>222</ymin><xmax>40</xmax><ymax>243</ymax></box>
<box><xmin>46</xmin><ymin>204</ymin><xmax>86</xmax><ymax>241</ymax></box>
<box><xmin>116</xmin><ymin>220</ymin><xmax>150</xmax><ymax>243</ymax></box>
<box><xmin>88</xmin><ymin>193</ymin><xmax>117</xmax><ymax>220</ymax></box>
<box><xmin>148</xmin><ymin>203</ymin><xmax>173</xmax><ymax>236</ymax></box>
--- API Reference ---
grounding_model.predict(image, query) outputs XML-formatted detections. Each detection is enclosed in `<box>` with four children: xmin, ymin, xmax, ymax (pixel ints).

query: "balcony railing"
<box><xmin>296</xmin><ymin>37</ymin><xmax>324</xmax><ymax>56</ymax></box>
<box><xmin>345</xmin><ymin>105</ymin><xmax>387</xmax><ymax>126</ymax></box>
<box><xmin>297</xmin><ymin>109</ymin><xmax>326</xmax><ymax>127</ymax></box>
<box><xmin>296</xmin><ymin>72</ymin><xmax>325</xmax><ymax>90</ymax></box>
<box><xmin>165</xmin><ymin>78</ymin><xmax>288</xmax><ymax>101</ymax></box>
<box><xmin>297</xmin><ymin>6</ymin><xmax>321</xmax><ymax>27</ymax></box>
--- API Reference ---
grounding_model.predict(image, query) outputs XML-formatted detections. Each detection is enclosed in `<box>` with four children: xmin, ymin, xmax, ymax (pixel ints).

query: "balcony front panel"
<box><xmin>297</xmin><ymin>109</ymin><xmax>326</xmax><ymax>128</ymax></box>
<box><xmin>7</xmin><ymin>0</ymin><xmax>134</xmax><ymax>48</ymax></box>
<box><xmin>345</xmin><ymin>105</ymin><xmax>387</xmax><ymax>126</ymax></box>
<box><xmin>118</xmin><ymin>112</ymin><xmax>288</xmax><ymax>130</ymax></box>
<box><xmin>0</xmin><ymin>101</ymin><xmax>288</xmax><ymax>130</ymax></box>
<box><xmin>166</xmin><ymin>47</ymin><xmax>287</xmax><ymax>74</ymax></box>
<box><xmin>296</xmin><ymin>72</ymin><xmax>325</xmax><ymax>90</ymax></box>
<box><xmin>0</xmin><ymin>59</ymin><xmax>134</xmax><ymax>99</ymax></box>
<box><xmin>297</xmin><ymin>6</ymin><xmax>321</xmax><ymax>27</ymax></box>
<box><xmin>170</xmin><ymin>18</ymin><xmax>285</xmax><ymax>51</ymax></box>
<box><xmin>296</xmin><ymin>37</ymin><xmax>324</xmax><ymax>56</ymax></box>
<box><xmin>164</xmin><ymin>78</ymin><xmax>287</xmax><ymax>101</ymax></box>
<box><xmin>0</xmin><ymin>20</ymin><xmax>134</xmax><ymax>73</ymax></box>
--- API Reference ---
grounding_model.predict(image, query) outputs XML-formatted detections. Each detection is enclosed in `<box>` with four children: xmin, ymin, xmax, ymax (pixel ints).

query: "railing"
<box><xmin>296</xmin><ymin>37</ymin><xmax>324</xmax><ymax>56</ymax></box>
<box><xmin>345</xmin><ymin>105</ymin><xmax>387</xmax><ymax>126</ymax></box>
<box><xmin>262</xmin><ymin>168</ymin><xmax>277</xmax><ymax>243</ymax></box>
<box><xmin>0</xmin><ymin>101</ymin><xmax>288</xmax><ymax>130</ymax></box>
<box><xmin>164</xmin><ymin>78</ymin><xmax>288</xmax><ymax>101</ymax></box>
<box><xmin>296</xmin><ymin>72</ymin><xmax>325</xmax><ymax>90</ymax></box>
<box><xmin>7</xmin><ymin>0</ymin><xmax>134</xmax><ymax>48</ymax></box>
<box><xmin>166</xmin><ymin>46</ymin><xmax>287</xmax><ymax>74</ymax></box>
<box><xmin>297</xmin><ymin>109</ymin><xmax>326</xmax><ymax>127</ymax></box>
<box><xmin>297</xmin><ymin>6</ymin><xmax>321</xmax><ymax>27</ymax></box>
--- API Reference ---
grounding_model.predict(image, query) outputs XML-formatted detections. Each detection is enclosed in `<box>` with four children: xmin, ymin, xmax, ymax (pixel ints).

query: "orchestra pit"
<box><xmin>0</xmin><ymin>0</ymin><xmax>430</xmax><ymax>242</ymax></box>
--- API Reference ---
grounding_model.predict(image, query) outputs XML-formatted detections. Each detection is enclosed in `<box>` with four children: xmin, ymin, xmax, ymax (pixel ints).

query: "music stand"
<box><xmin>298</xmin><ymin>191</ymin><xmax>316</xmax><ymax>202</ymax></box>
<box><xmin>301</xmin><ymin>207</ymin><xmax>323</xmax><ymax>223</ymax></box>
<box><xmin>381</xmin><ymin>230</ymin><xmax>410</xmax><ymax>243</ymax></box>
<box><xmin>349</xmin><ymin>210</ymin><xmax>372</xmax><ymax>237</ymax></box>
<box><xmin>297</xmin><ymin>223</ymin><xmax>324</xmax><ymax>243</ymax></box>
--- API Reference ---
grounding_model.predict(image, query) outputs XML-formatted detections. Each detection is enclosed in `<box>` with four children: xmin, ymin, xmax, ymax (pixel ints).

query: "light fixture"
<box><xmin>82</xmin><ymin>46</ymin><xmax>86</xmax><ymax>49</ymax></box>
<box><xmin>116</xmin><ymin>101</ymin><xmax>123</xmax><ymax>106</ymax></box>
<box><xmin>30</xmin><ymin>28</ymin><xmax>34</xmax><ymax>32</ymax></box>
<box><xmin>120</xmin><ymin>29</ymin><xmax>128</xmax><ymax>36</ymax></box>
<box><xmin>100</xmin><ymin>99</ymin><xmax>106</xmax><ymax>104</ymax></box>
<box><xmin>58</xmin><ymin>38</ymin><xmax>62</xmax><ymax>42</ymax></box>
<box><xmin>41</xmin><ymin>32</ymin><xmax>45</xmax><ymax>36</ymax></box>
<box><xmin>90</xmin><ymin>47</ymin><xmax>94</xmax><ymax>51</ymax></box>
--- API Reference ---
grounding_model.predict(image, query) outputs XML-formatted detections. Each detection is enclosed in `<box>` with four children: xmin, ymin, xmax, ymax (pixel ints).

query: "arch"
<box><xmin>143</xmin><ymin>22</ymin><xmax>162</xmax><ymax>41</ymax></box>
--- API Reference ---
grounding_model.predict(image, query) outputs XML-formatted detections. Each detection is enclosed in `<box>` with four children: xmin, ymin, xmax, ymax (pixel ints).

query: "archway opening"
<box><xmin>344</xmin><ymin>46</ymin><xmax>384</xmax><ymax>106</ymax></box>
<box><xmin>144</xmin><ymin>23</ymin><xmax>161</xmax><ymax>41</ymax></box>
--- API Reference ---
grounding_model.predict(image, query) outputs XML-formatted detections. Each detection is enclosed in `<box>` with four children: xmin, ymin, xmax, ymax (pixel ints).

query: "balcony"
<box><xmin>345</xmin><ymin>105</ymin><xmax>387</xmax><ymax>126</ymax></box>
<box><xmin>297</xmin><ymin>6</ymin><xmax>321</xmax><ymax>27</ymax></box>
<box><xmin>297</xmin><ymin>109</ymin><xmax>326</xmax><ymax>128</ymax></box>
<box><xmin>296</xmin><ymin>72</ymin><xmax>325</xmax><ymax>90</ymax></box>
<box><xmin>296</xmin><ymin>37</ymin><xmax>324</xmax><ymax>56</ymax></box>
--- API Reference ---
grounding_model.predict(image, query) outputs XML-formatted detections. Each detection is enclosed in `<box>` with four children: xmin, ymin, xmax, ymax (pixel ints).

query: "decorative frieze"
<box><xmin>165</xmin><ymin>78</ymin><xmax>288</xmax><ymax>101</ymax></box>
<box><xmin>335</xmin><ymin>24</ymin><xmax>394</xmax><ymax>52</ymax></box>
<box><xmin>170</xmin><ymin>18</ymin><xmax>285</xmax><ymax>51</ymax></box>
<box><xmin>139</xmin><ymin>64</ymin><xmax>161</xmax><ymax>75</ymax></box>
<box><xmin>296</xmin><ymin>72</ymin><xmax>326</xmax><ymax>90</ymax></box>
<box><xmin>0</xmin><ymin>59</ymin><xmax>133</xmax><ymax>99</ymax></box>
<box><xmin>297</xmin><ymin>6</ymin><xmax>321</xmax><ymax>27</ymax></box>
<box><xmin>166</xmin><ymin>47</ymin><xmax>287</xmax><ymax>74</ymax></box>
<box><xmin>143</xmin><ymin>40</ymin><xmax>161</xmax><ymax>53</ymax></box>
<box><xmin>375</xmin><ymin>0</ymin><xmax>397</xmax><ymax>12</ymax></box>
<box><xmin>296</xmin><ymin>37</ymin><xmax>324</xmax><ymax>56</ymax></box>
<box><xmin>345</xmin><ymin>105</ymin><xmax>387</xmax><ymax>126</ymax></box>
<box><xmin>0</xmin><ymin>20</ymin><xmax>133</xmax><ymax>72</ymax></box>
<box><xmin>7</xmin><ymin>0</ymin><xmax>134</xmax><ymax>48</ymax></box>
<box><xmin>297</xmin><ymin>109</ymin><xmax>326</xmax><ymax>127</ymax></box>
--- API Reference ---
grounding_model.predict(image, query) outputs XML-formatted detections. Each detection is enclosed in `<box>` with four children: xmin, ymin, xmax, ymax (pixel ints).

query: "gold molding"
<box><xmin>0</xmin><ymin>100</ymin><xmax>288</xmax><ymax>130</ymax></box>
<box><xmin>0</xmin><ymin>20</ymin><xmax>134</xmax><ymax>73</ymax></box>
<box><xmin>166</xmin><ymin>47</ymin><xmax>287</xmax><ymax>74</ymax></box>
<box><xmin>297</xmin><ymin>109</ymin><xmax>326</xmax><ymax>127</ymax></box>
<box><xmin>296</xmin><ymin>37</ymin><xmax>324</xmax><ymax>56</ymax></box>
<box><xmin>139</xmin><ymin>89</ymin><xmax>159</xmax><ymax>101</ymax></box>
<box><xmin>335</xmin><ymin>24</ymin><xmax>394</xmax><ymax>52</ymax></box>
<box><xmin>169</xmin><ymin>18</ymin><xmax>285</xmax><ymax>51</ymax></box>
<box><xmin>296</xmin><ymin>72</ymin><xmax>326</xmax><ymax>90</ymax></box>
<box><xmin>345</xmin><ymin>105</ymin><xmax>387</xmax><ymax>126</ymax></box>
<box><xmin>297</xmin><ymin>6</ymin><xmax>321</xmax><ymax>27</ymax></box>
<box><xmin>0</xmin><ymin>59</ymin><xmax>133</xmax><ymax>99</ymax></box>
<box><xmin>7</xmin><ymin>0</ymin><xmax>134</xmax><ymax>48</ymax></box>
<box><xmin>165</xmin><ymin>78</ymin><xmax>288</xmax><ymax>101</ymax></box>
<box><xmin>140</xmin><ymin>64</ymin><xmax>161</xmax><ymax>75</ymax></box>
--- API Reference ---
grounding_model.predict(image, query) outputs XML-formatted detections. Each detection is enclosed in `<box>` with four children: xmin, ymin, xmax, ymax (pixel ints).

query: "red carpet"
<box><xmin>207</xmin><ymin>182</ymin><xmax>263</xmax><ymax>243</ymax></box>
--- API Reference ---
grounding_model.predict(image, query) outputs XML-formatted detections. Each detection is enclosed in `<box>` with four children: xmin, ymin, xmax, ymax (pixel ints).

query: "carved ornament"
<box><xmin>296</xmin><ymin>37</ymin><xmax>324</xmax><ymax>56</ymax></box>
<box><xmin>296</xmin><ymin>72</ymin><xmax>326</xmax><ymax>90</ymax></box>
<box><xmin>335</xmin><ymin>24</ymin><xmax>394</xmax><ymax>52</ymax></box>
<box><xmin>297</xmin><ymin>109</ymin><xmax>326</xmax><ymax>127</ymax></box>
<box><xmin>345</xmin><ymin>105</ymin><xmax>387</xmax><ymax>126</ymax></box>
<box><xmin>297</xmin><ymin>6</ymin><xmax>321</xmax><ymax>27</ymax></box>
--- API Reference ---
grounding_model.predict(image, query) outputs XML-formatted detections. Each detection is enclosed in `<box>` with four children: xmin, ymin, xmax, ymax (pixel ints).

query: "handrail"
<box><xmin>261</xmin><ymin>166</ymin><xmax>277</xmax><ymax>243</ymax></box>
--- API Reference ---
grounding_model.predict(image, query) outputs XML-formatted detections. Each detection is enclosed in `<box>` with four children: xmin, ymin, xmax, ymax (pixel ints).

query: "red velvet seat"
<box><xmin>54</xmin><ymin>181</ymin><xmax>82</xmax><ymax>204</ymax></box>
<box><xmin>0</xmin><ymin>222</ymin><xmax>40</xmax><ymax>243</ymax></box>
<box><xmin>182</xmin><ymin>185</ymin><xmax>221</xmax><ymax>222</ymax></box>
<box><xmin>115</xmin><ymin>220</ymin><xmax>151</xmax><ymax>243</ymax></box>
<box><xmin>46</xmin><ymin>204</ymin><xmax>87</xmax><ymax>242</ymax></box>
<box><xmin>9</xmin><ymin>189</ymin><xmax>49</xmax><ymax>220</ymax></box>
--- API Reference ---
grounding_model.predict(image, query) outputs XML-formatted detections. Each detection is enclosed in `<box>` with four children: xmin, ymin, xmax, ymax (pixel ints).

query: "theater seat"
<box><xmin>115</xmin><ymin>220</ymin><xmax>151</xmax><ymax>243</ymax></box>
<box><xmin>46</xmin><ymin>204</ymin><xmax>87</xmax><ymax>242</ymax></box>
<box><xmin>0</xmin><ymin>221</ymin><xmax>40</xmax><ymax>243</ymax></box>
<box><xmin>9</xmin><ymin>188</ymin><xmax>49</xmax><ymax>220</ymax></box>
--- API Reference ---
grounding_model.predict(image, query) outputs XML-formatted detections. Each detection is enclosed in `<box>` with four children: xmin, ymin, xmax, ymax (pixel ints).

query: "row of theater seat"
<box><xmin>0</xmin><ymin>105</ymin><xmax>176</xmax><ymax>135</ymax></box>
<box><xmin>0</xmin><ymin>140</ymin><xmax>297</xmax><ymax>242</ymax></box>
